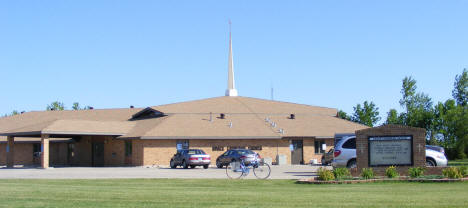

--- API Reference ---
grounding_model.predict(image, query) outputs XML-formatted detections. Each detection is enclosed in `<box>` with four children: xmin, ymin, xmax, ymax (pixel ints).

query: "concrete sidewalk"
<box><xmin>0</xmin><ymin>165</ymin><xmax>329</xmax><ymax>179</ymax></box>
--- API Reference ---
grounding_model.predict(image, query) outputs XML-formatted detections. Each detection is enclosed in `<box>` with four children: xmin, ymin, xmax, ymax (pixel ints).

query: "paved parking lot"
<box><xmin>0</xmin><ymin>165</ymin><xmax>329</xmax><ymax>179</ymax></box>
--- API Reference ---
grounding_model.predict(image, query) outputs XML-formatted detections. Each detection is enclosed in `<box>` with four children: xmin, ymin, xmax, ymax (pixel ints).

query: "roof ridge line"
<box><xmin>234</xmin><ymin>97</ymin><xmax>281</xmax><ymax>136</ymax></box>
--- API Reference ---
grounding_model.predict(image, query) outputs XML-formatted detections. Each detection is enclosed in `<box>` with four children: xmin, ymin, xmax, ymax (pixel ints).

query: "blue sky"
<box><xmin>1</xmin><ymin>1</ymin><xmax>467</xmax><ymax>123</ymax></box>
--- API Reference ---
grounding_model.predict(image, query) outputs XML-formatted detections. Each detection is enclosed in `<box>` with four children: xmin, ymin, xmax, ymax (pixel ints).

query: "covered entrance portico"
<box><xmin>4</xmin><ymin>134</ymin><xmax>53</xmax><ymax>169</ymax></box>
<box><xmin>1</xmin><ymin>133</ymin><xmax>133</xmax><ymax>168</ymax></box>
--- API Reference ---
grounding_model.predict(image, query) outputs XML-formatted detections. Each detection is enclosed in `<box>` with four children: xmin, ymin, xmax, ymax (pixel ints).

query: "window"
<box><xmin>248</xmin><ymin>146</ymin><xmax>262</xmax><ymax>150</ymax></box>
<box><xmin>125</xmin><ymin>141</ymin><xmax>132</xmax><ymax>156</ymax></box>
<box><xmin>212</xmin><ymin>146</ymin><xmax>224</xmax><ymax>151</ymax></box>
<box><xmin>342</xmin><ymin>138</ymin><xmax>356</xmax><ymax>149</ymax></box>
<box><xmin>227</xmin><ymin>146</ymin><xmax>245</xmax><ymax>150</ymax></box>
<box><xmin>33</xmin><ymin>143</ymin><xmax>41</xmax><ymax>158</ymax></box>
<box><xmin>315</xmin><ymin>140</ymin><xmax>325</xmax><ymax>154</ymax></box>
<box><xmin>187</xmin><ymin>149</ymin><xmax>206</xmax><ymax>155</ymax></box>
<box><xmin>176</xmin><ymin>140</ymin><xmax>189</xmax><ymax>150</ymax></box>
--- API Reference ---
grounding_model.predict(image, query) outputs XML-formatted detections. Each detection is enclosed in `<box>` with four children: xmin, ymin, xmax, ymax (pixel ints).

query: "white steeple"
<box><xmin>225</xmin><ymin>20</ymin><xmax>238</xmax><ymax>97</ymax></box>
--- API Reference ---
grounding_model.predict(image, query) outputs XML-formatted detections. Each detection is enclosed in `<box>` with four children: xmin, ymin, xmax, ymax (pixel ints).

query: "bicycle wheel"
<box><xmin>226</xmin><ymin>161</ymin><xmax>244</xmax><ymax>179</ymax></box>
<box><xmin>253</xmin><ymin>163</ymin><xmax>271</xmax><ymax>179</ymax></box>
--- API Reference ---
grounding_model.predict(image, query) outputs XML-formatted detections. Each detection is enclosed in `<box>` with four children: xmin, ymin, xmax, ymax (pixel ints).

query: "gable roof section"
<box><xmin>0</xmin><ymin>96</ymin><xmax>367</xmax><ymax>139</ymax></box>
<box><xmin>0</xmin><ymin>108</ymin><xmax>142</xmax><ymax>136</ymax></box>
<box><xmin>148</xmin><ymin>96</ymin><xmax>338</xmax><ymax>115</ymax></box>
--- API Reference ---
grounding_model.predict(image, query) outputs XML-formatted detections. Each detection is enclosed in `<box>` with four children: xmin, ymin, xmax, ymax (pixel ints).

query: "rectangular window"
<box><xmin>248</xmin><ymin>146</ymin><xmax>262</xmax><ymax>150</ymax></box>
<box><xmin>227</xmin><ymin>146</ymin><xmax>245</xmax><ymax>150</ymax></box>
<box><xmin>176</xmin><ymin>140</ymin><xmax>189</xmax><ymax>150</ymax></box>
<box><xmin>125</xmin><ymin>141</ymin><xmax>132</xmax><ymax>157</ymax></box>
<box><xmin>212</xmin><ymin>146</ymin><xmax>224</xmax><ymax>151</ymax></box>
<box><xmin>315</xmin><ymin>140</ymin><xmax>325</xmax><ymax>154</ymax></box>
<box><xmin>33</xmin><ymin>143</ymin><xmax>41</xmax><ymax>158</ymax></box>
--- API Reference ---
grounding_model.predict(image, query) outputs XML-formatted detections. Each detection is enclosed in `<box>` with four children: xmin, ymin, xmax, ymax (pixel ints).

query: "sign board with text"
<box><xmin>368</xmin><ymin>136</ymin><xmax>412</xmax><ymax>166</ymax></box>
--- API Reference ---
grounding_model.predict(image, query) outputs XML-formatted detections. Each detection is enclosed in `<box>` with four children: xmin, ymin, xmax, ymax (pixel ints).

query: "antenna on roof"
<box><xmin>270</xmin><ymin>83</ymin><xmax>274</xmax><ymax>100</ymax></box>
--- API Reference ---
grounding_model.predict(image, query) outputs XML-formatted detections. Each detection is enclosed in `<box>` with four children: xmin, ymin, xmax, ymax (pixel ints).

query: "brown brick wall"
<box><xmin>356</xmin><ymin>124</ymin><xmax>426</xmax><ymax>170</ymax></box>
<box><xmin>70</xmin><ymin>136</ymin><xmax>92</xmax><ymax>166</ymax></box>
<box><xmin>103</xmin><ymin>137</ymin><xmax>126</xmax><ymax>166</ymax></box>
<box><xmin>141</xmin><ymin>139</ymin><xmax>175</xmax><ymax>166</ymax></box>
<box><xmin>303</xmin><ymin>138</ymin><xmax>333</xmax><ymax>164</ymax></box>
<box><xmin>133</xmin><ymin>139</ymin><xmax>294</xmax><ymax>166</ymax></box>
<box><xmin>132</xmin><ymin>139</ymin><xmax>144</xmax><ymax>166</ymax></box>
<box><xmin>0</xmin><ymin>143</ymin><xmax>37</xmax><ymax>166</ymax></box>
<box><xmin>50</xmin><ymin>143</ymin><xmax>68</xmax><ymax>166</ymax></box>
<box><xmin>191</xmin><ymin>139</ymin><xmax>291</xmax><ymax>165</ymax></box>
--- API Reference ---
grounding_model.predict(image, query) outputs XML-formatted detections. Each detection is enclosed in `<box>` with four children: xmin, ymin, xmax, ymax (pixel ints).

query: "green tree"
<box><xmin>72</xmin><ymin>102</ymin><xmax>80</xmax><ymax>110</ymax></box>
<box><xmin>398</xmin><ymin>76</ymin><xmax>435</xmax><ymax>136</ymax></box>
<box><xmin>433</xmin><ymin>99</ymin><xmax>468</xmax><ymax>159</ymax></box>
<box><xmin>385</xmin><ymin>109</ymin><xmax>403</xmax><ymax>124</ymax></box>
<box><xmin>46</xmin><ymin>101</ymin><xmax>65</xmax><ymax>111</ymax></box>
<box><xmin>72</xmin><ymin>102</ymin><xmax>92</xmax><ymax>110</ymax></box>
<box><xmin>337</xmin><ymin>110</ymin><xmax>351</xmax><ymax>121</ymax></box>
<box><xmin>11</xmin><ymin>110</ymin><xmax>19</xmax><ymax>116</ymax></box>
<box><xmin>452</xmin><ymin>68</ymin><xmax>467</xmax><ymax>106</ymax></box>
<box><xmin>351</xmin><ymin>101</ymin><xmax>380</xmax><ymax>127</ymax></box>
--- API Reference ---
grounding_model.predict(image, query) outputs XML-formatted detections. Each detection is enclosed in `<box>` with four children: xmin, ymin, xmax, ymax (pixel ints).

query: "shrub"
<box><xmin>317</xmin><ymin>167</ymin><xmax>335</xmax><ymax>181</ymax></box>
<box><xmin>408</xmin><ymin>167</ymin><xmax>425</xmax><ymax>178</ymax></box>
<box><xmin>442</xmin><ymin>167</ymin><xmax>463</xmax><ymax>179</ymax></box>
<box><xmin>385</xmin><ymin>166</ymin><xmax>399</xmax><ymax>178</ymax></box>
<box><xmin>457</xmin><ymin>166</ymin><xmax>468</xmax><ymax>177</ymax></box>
<box><xmin>361</xmin><ymin>168</ymin><xmax>374</xmax><ymax>179</ymax></box>
<box><xmin>333</xmin><ymin>168</ymin><xmax>351</xmax><ymax>180</ymax></box>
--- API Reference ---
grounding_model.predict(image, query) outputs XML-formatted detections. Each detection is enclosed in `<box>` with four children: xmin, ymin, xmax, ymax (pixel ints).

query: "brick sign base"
<box><xmin>355</xmin><ymin>124</ymin><xmax>426</xmax><ymax>174</ymax></box>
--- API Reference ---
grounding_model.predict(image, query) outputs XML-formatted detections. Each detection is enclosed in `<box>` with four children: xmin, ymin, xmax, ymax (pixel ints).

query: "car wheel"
<box><xmin>190</xmin><ymin>165</ymin><xmax>195</xmax><ymax>169</ymax></box>
<box><xmin>216</xmin><ymin>160</ymin><xmax>223</xmax><ymax>168</ymax></box>
<box><xmin>347</xmin><ymin>159</ymin><xmax>357</xmax><ymax>168</ymax></box>
<box><xmin>426</xmin><ymin>158</ymin><xmax>436</xmax><ymax>167</ymax></box>
<box><xmin>203</xmin><ymin>164</ymin><xmax>209</xmax><ymax>169</ymax></box>
<box><xmin>182</xmin><ymin>160</ymin><xmax>189</xmax><ymax>169</ymax></box>
<box><xmin>170</xmin><ymin>160</ymin><xmax>176</xmax><ymax>169</ymax></box>
<box><xmin>321</xmin><ymin>158</ymin><xmax>326</xmax><ymax>165</ymax></box>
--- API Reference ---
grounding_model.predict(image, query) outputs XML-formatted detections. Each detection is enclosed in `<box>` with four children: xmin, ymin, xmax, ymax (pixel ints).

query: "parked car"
<box><xmin>331</xmin><ymin>136</ymin><xmax>448</xmax><ymax>168</ymax></box>
<box><xmin>215</xmin><ymin>149</ymin><xmax>261</xmax><ymax>168</ymax></box>
<box><xmin>321</xmin><ymin>148</ymin><xmax>334</xmax><ymax>165</ymax></box>
<box><xmin>170</xmin><ymin>149</ymin><xmax>211</xmax><ymax>169</ymax></box>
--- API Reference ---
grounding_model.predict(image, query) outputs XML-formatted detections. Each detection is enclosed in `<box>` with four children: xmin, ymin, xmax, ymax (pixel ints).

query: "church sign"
<box><xmin>368</xmin><ymin>136</ymin><xmax>412</xmax><ymax>166</ymax></box>
<box><xmin>356</xmin><ymin>125</ymin><xmax>426</xmax><ymax>173</ymax></box>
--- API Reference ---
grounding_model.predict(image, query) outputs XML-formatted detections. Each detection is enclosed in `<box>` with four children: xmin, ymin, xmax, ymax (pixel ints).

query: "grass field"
<box><xmin>448</xmin><ymin>158</ymin><xmax>468</xmax><ymax>166</ymax></box>
<box><xmin>0</xmin><ymin>179</ymin><xmax>467</xmax><ymax>208</ymax></box>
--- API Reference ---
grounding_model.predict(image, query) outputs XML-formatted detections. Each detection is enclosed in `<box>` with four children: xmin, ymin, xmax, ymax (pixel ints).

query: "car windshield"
<box><xmin>235</xmin><ymin>149</ymin><xmax>254</xmax><ymax>155</ymax></box>
<box><xmin>187</xmin><ymin>150</ymin><xmax>205</xmax><ymax>155</ymax></box>
<box><xmin>426</xmin><ymin>145</ymin><xmax>444</xmax><ymax>153</ymax></box>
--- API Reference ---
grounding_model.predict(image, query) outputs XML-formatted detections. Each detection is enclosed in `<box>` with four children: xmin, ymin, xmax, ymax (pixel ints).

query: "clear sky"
<box><xmin>1</xmin><ymin>1</ymin><xmax>467</xmax><ymax>123</ymax></box>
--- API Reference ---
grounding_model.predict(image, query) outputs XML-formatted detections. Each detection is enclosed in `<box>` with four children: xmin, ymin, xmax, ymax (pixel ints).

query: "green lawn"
<box><xmin>0</xmin><ymin>179</ymin><xmax>467</xmax><ymax>208</ymax></box>
<box><xmin>449</xmin><ymin>158</ymin><xmax>468</xmax><ymax>166</ymax></box>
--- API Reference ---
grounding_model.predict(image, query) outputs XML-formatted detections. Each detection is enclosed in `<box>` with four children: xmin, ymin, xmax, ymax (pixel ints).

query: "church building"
<box><xmin>0</xmin><ymin>27</ymin><xmax>367</xmax><ymax>168</ymax></box>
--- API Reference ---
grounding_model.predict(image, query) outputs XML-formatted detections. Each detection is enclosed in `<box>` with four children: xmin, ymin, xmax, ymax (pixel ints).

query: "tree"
<box><xmin>452</xmin><ymin>68</ymin><xmax>467</xmax><ymax>106</ymax></box>
<box><xmin>433</xmin><ymin>99</ymin><xmax>468</xmax><ymax>159</ymax></box>
<box><xmin>397</xmin><ymin>76</ymin><xmax>434</xmax><ymax>135</ymax></box>
<box><xmin>385</xmin><ymin>109</ymin><xmax>402</xmax><ymax>124</ymax></box>
<box><xmin>351</xmin><ymin>101</ymin><xmax>380</xmax><ymax>127</ymax></box>
<box><xmin>337</xmin><ymin>110</ymin><xmax>351</xmax><ymax>121</ymax></box>
<box><xmin>11</xmin><ymin>110</ymin><xmax>19</xmax><ymax>116</ymax></box>
<box><xmin>72</xmin><ymin>102</ymin><xmax>80</xmax><ymax>110</ymax></box>
<box><xmin>72</xmin><ymin>102</ymin><xmax>92</xmax><ymax>110</ymax></box>
<box><xmin>46</xmin><ymin>101</ymin><xmax>65</xmax><ymax>111</ymax></box>
<box><xmin>399</xmin><ymin>76</ymin><xmax>417</xmax><ymax>109</ymax></box>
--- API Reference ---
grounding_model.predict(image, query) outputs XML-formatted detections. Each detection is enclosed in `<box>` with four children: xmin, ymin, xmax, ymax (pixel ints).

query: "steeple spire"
<box><xmin>225</xmin><ymin>20</ymin><xmax>238</xmax><ymax>97</ymax></box>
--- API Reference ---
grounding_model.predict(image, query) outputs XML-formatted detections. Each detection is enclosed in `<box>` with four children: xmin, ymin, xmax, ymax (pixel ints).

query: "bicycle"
<box><xmin>225</xmin><ymin>158</ymin><xmax>271</xmax><ymax>179</ymax></box>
